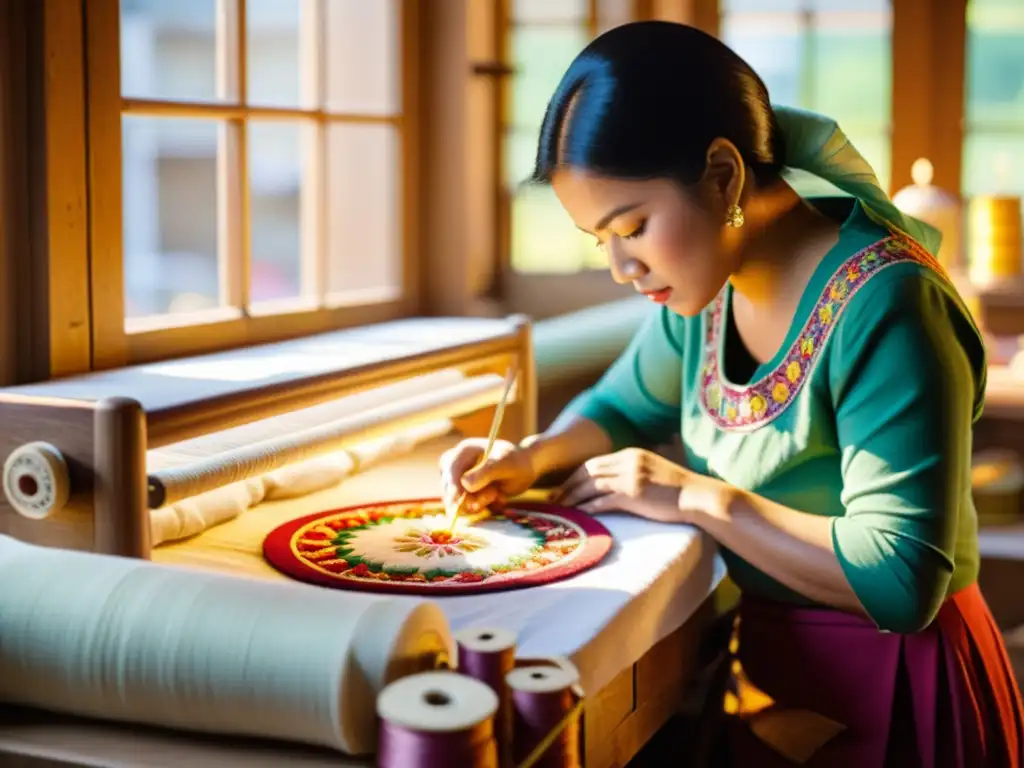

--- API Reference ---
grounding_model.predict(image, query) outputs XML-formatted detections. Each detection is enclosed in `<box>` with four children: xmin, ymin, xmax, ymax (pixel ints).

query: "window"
<box><xmin>721</xmin><ymin>0</ymin><xmax>893</xmax><ymax>196</ymax></box>
<box><xmin>89</xmin><ymin>0</ymin><xmax>413</xmax><ymax>365</ymax></box>
<box><xmin>502</xmin><ymin>0</ymin><xmax>639</xmax><ymax>276</ymax></box>
<box><xmin>500</xmin><ymin>0</ymin><xmax>893</xmax><ymax>280</ymax></box>
<box><xmin>962</xmin><ymin>0</ymin><xmax>1024</xmax><ymax>199</ymax></box>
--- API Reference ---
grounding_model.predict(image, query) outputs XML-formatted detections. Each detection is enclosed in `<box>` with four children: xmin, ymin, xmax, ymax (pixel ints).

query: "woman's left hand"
<box><xmin>554</xmin><ymin>448</ymin><xmax>710</xmax><ymax>524</ymax></box>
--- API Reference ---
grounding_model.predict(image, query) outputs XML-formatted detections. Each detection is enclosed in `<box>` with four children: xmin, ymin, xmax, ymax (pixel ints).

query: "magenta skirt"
<box><xmin>723</xmin><ymin>584</ymin><xmax>1024</xmax><ymax>767</ymax></box>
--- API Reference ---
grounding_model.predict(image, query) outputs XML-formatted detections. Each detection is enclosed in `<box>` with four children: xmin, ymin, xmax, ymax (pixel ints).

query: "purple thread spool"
<box><xmin>507</xmin><ymin>664</ymin><xmax>581</xmax><ymax>768</ymax></box>
<box><xmin>377</xmin><ymin>670</ymin><xmax>499</xmax><ymax>768</ymax></box>
<box><xmin>455</xmin><ymin>627</ymin><xmax>516</xmax><ymax>765</ymax></box>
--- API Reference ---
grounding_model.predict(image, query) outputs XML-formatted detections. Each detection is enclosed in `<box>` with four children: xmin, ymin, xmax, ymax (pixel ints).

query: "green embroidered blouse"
<box><xmin>564</xmin><ymin>201</ymin><xmax>987</xmax><ymax>633</ymax></box>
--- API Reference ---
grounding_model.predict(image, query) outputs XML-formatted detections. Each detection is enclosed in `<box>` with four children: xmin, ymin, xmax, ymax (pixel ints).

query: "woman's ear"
<box><xmin>699</xmin><ymin>137</ymin><xmax>746</xmax><ymax>218</ymax></box>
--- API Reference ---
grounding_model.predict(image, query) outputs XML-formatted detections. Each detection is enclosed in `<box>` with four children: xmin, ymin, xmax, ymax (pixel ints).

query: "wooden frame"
<box><xmin>83</xmin><ymin>0</ymin><xmax>422</xmax><ymax>370</ymax></box>
<box><xmin>890</xmin><ymin>0</ymin><xmax>966</xmax><ymax>196</ymax></box>
<box><xmin>0</xmin><ymin>602</ymin><xmax>711</xmax><ymax>768</ymax></box>
<box><xmin>0</xmin><ymin>316</ymin><xmax>535</xmax><ymax>559</ymax></box>
<box><xmin>495</xmin><ymin>0</ymin><xmax>671</xmax><ymax>315</ymax></box>
<box><xmin>0</xmin><ymin>308</ymin><xmax>715</xmax><ymax>768</ymax></box>
<box><xmin>0</xmin><ymin>0</ymin><xmax>19</xmax><ymax>388</ymax></box>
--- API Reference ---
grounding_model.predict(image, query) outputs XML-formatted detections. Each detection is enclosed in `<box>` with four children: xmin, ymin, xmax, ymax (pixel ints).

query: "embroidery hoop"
<box><xmin>263</xmin><ymin>498</ymin><xmax>613</xmax><ymax>595</ymax></box>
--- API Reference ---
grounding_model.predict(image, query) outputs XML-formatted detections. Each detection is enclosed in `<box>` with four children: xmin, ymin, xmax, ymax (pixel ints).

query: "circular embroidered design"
<box><xmin>263</xmin><ymin>498</ymin><xmax>613</xmax><ymax>595</ymax></box>
<box><xmin>698</xmin><ymin>236</ymin><xmax>940</xmax><ymax>432</ymax></box>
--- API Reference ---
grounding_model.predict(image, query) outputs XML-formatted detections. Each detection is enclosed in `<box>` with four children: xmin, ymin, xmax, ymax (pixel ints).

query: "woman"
<box><xmin>441</xmin><ymin>20</ymin><xmax>1023</xmax><ymax>767</ymax></box>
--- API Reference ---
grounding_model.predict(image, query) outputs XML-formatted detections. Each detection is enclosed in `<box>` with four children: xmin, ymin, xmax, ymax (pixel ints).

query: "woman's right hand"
<box><xmin>439</xmin><ymin>438</ymin><xmax>540</xmax><ymax>513</ymax></box>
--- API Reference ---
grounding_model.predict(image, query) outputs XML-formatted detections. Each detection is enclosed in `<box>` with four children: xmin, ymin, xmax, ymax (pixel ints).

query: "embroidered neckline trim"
<box><xmin>698</xmin><ymin>235</ymin><xmax>939</xmax><ymax>432</ymax></box>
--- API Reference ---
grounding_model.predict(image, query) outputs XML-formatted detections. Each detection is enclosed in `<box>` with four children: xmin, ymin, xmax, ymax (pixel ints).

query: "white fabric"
<box><xmin>151</xmin><ymin>436</ymin><xmax>726</xmax><ymax>698</ymax></box>
<box><xmin>434</xmin><ymin>516</ymin><xmax>724</xmax><ymax>696</ymax></box>
<box><xmin>0</xmin><ymin>535</ymin><xmax>454</xmax><ymax>756</ymax></box>
<box><xmin>149</xmin><ymin>420</ymin><xmax>453</xmax><ymax>546</ymax></box>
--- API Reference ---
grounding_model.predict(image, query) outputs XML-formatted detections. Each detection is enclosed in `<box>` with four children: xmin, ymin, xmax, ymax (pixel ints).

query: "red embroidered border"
<box><xmin>263</xmin><ymin>498</ymin><xmax>613</xmax><ymax>596</ymax></box>
<box><xmin>698</xmin><ymin>236</ymin><xmax>941</xmax><ymax>432</ymax></box>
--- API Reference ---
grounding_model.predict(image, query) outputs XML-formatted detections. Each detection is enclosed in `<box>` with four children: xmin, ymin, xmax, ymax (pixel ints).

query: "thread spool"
<box><xmin>968</xmin><ymin>195</ymin><xmax>1022</xmax><ymax>285</ymax></box>
<box><xmin>2</xmin><ymin>442</ymin><xmax>71</xmax><ymax>520</ymax></box>
<box><xmin>456</xmin><ymin>627</ymin><xmax>516</xmax><ymax>765</ymax></box>
<box><xmin>507</xmin><ymin>663</ymin><xmax>582</xmax><ymax>768</ymax></box>
<box><xmin>377</xmin><ymin>670</ymin><xmax>499</xmax><ymax>768</ymax></box>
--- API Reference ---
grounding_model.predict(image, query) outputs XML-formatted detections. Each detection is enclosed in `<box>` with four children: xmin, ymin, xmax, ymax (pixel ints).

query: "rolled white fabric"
<box><xmin>0</xmin><ymin>536</ymin><xmax>452</xmax><ymax>755</ymax></box>
<box><xmin>149</xmin><ymin>418</ymin><xmax>454</xmax><ymax>546</ymax></box>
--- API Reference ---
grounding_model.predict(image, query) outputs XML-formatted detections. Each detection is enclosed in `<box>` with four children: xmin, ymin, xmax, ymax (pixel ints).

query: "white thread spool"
<box><xmin>2</xmin><ymin>442</ymin><xmax>70</xmax><ymax>520</ymax></box>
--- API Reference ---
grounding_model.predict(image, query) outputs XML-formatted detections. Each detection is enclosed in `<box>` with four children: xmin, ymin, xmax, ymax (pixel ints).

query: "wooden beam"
<box><xmin>0</xmin><ymin>0</ymin><xmax>26</xmax><ymax>386</ymax></box>
<box><xmin>891</xmin><ymin>0</ymin><xmax>966</xmax><ymax>197</ymax></box>
<box><xmin>649</xmin><ymin>0</ymin><xmax>719</xmax><ymax>35</ymax></box>
<box><xmin>84</xmin><ymin>0</ymin><xmax>127</xmax><ymax>370</ymax></box>
<box><xmin>0</xmin><ymin>0</ymin><xmax>91</xmax><ymax>384</ymax></box>
<box><xmin>37</xmin><ymin>0</ymin><xmax>92</xmax><ymax>378</ymax></box>
<box><xmin>417</xmin><ymin>0</ymin><xmax>502</xmax><ymax>318</ymax></box>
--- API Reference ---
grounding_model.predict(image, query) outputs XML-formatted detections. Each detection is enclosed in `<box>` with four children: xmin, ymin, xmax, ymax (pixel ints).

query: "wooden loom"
<box><xmin>0</xmin><ymin>315</ymin><xmax>710</xmax><ymax>768</ymax></box>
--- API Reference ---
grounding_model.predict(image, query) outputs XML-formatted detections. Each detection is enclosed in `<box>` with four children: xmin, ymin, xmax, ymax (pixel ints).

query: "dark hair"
<box><xmin>531</xmin><ymin>21</ymin><xmax>786</xmax><ymax>189</ymax></box>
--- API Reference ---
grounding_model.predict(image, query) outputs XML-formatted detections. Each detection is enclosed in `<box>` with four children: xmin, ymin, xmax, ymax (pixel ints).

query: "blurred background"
<box><xmin>114</xmin><ymin>0</ymin><xmax>1022</xmax><ymax>327</ymax></box>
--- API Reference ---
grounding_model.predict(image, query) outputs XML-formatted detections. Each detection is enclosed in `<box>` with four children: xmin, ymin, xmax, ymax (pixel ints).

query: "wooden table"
<box><xmin>0</xmin><ymin>602</ymin><xmax>710</xmax><ymax>768</ymax></box>
<box><xmin>0</xmin><ymin>437</ymin><xmax>714</xmax><ymax>767</ymax></box>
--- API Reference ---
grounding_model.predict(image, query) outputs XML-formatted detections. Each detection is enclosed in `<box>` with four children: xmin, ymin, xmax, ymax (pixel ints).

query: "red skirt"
<box><xmin>722</xmin><ymin>583</ymin><xmax>1024</xmax><ymax>767</ymax></box>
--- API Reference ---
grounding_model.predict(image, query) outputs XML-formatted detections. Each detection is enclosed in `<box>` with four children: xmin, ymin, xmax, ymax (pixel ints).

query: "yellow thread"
<box><xmin>514</xmin><ymin>697</ymin><xmax>585</xmax><ymax>768</ymax></box>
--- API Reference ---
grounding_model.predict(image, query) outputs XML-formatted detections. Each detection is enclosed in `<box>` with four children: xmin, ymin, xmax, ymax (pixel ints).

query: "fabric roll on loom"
<box><xmin>0</xmin><ymin>535</ymin><xmax>453</xmax><ymax>756</ymax></box>
<box><xmin>149</xmin><ymin>418</ymin><xmax>453</xmax><ymax>546</ymax></box>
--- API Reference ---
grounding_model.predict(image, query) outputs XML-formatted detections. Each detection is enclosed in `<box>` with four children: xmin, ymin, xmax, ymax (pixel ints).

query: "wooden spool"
<box><xmin>968</xmin><ymin>196</ymin><xmax>1023</xmax><ymax>285</ymax></box>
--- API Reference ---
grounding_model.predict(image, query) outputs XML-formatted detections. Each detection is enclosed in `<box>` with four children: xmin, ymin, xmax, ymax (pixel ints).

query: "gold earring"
<box><xmin>725</xmin><ymin>204</ymin><xmax>745</xmax><ymax>228</ymax></box>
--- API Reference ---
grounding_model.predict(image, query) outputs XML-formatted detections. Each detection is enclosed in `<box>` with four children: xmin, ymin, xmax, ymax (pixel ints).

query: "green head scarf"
<box><xmin>773</xmin><ymin>106</ymin><xmax>943</xmax><ymax>258</ymax></box>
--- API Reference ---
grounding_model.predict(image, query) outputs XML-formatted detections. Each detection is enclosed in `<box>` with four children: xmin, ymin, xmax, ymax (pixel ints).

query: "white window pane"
<box><xmin>965</xmin><ymin>0</ymin><xmax>1024</xmax><ymax>128</ymax></box>
<box><xmin>325</xmin><ymin>0</ymin><xmax>401</xmax><ymax>115</ymax></box>
<box><xmin>725</xmin><ymin>0</ymin><xmax>888</xmax><ymax>9</ymax></box>
<box><xmin>963</xmin><ymin>135</ymin><xmax>1024</xmax><ymax>198</ymax></box>
<box><xmin>721</xmin><ymin>18</ymin><xmax>804</xmax><ymax>106</ymax></box>
<box><xmin>511</xmin><ymin>187</ymin><xmax>594</xmax><ymax>274</ymax></box>
<box><xmin>247</xmin><ymin>0</ymin><xmax>303</xmax><ymax>107</ymax></box>
<box><xmin>597</xmin><ymin>0</ymin><xmax>633</xmax><ymax>33</ymax></box>
<box><xmin>122</xmin><ymin>116</ymin><xmax>222</xmax><ymax>319</ymax></box>
<box><xmin>963</xmin><ymin>0</ymin><xmax>1024</xmax><ymax>197</ymax></box>
<box><xmin>808</xmin><ymin>0</ymin><xmax>888</xmax><ymax>10</ymax></box>
<box><xmin>512</xmin><ymin>0</ymin><xmax>587</xmax><ymax>24</ymax></box>
<box><xmin>120</xmin><ymin>0</ymin><xmax>221</xmax><ymax>102</ymax></box>
<box><xmin>504</xmin><ymin>128</ymin><xmax>539</xmax><ymax>189</ymax></box>
<box><xmin>807</xmin><ymin>27</ymin><xmax>891</xmax><ymax>123</ymax></box>
<box><xmin>249</xmin><ymin>121</ymin><xmax>314</xmax><ymax>304</ymax></box>
<box><xmin>724</xmin><ymin>3</ymin><xmax>892</xmax><ymax>190</ymax></box>
<box><xmin>722</xmin><ymin>0</ymin><xmax>804</xmax><ymax>12</ymax></box>
<box><xmin>510</xmin><ymin>26</ymin><xmax>588</xmax><ymax>129</ymax></box>
<box><xmin>326</xmin><ymin>124</ymin><xmax>401</xmax><ymax>298</ymax></box>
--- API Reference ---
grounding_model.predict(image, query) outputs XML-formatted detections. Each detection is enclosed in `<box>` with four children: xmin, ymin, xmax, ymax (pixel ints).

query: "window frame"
<box><xmin>496</xmin><ymin>0</ymin><xmax>670</xmax><ymax>316</ymax></box>
<box><xmin>84</xmin><ymin>0</ymin><xmax>422</xmax><ymax>369</ymax></box>
<box><xmin>494</xmin><ymin>0</ymin><xmax>967</xmax><ymax>319</ymax></box>
<box><xmin>0</xmin><ymin>0</ymin><xmax>18</xmax><ymax>387</ymax></box>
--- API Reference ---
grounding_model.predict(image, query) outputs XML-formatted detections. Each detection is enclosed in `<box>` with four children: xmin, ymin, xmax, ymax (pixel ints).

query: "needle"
<box><xmin>446</xmin><ymin>361</ymin><xmax>518</xmax><ymax>532</ymax></box>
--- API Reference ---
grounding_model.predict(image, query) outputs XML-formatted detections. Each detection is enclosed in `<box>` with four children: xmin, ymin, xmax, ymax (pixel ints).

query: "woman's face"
<box><xmin>551</xmin><ymin>168</ymin><xmax>734</xmax><ymax>316</ymax></box>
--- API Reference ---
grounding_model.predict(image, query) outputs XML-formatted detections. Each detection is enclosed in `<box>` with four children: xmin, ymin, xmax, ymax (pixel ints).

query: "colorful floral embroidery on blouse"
<box><xmin>699</xmin><ymin>236</ymin><xmax>941</xmax><ymax>432</ymax></box>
